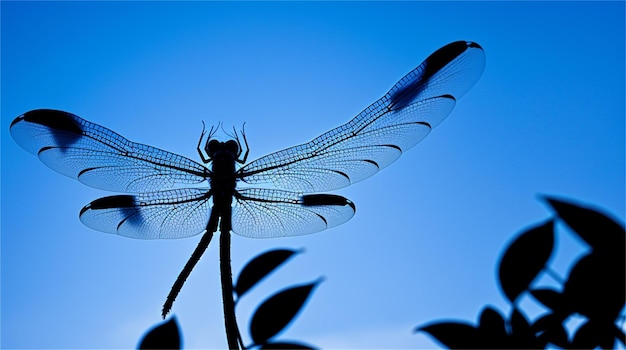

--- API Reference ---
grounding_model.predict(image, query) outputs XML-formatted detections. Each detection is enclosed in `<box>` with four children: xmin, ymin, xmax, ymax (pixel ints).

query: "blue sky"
<box><xmin>2</xmin><ymin>1</ymin><xmax>624</xmax><ymax>349</ymax></box>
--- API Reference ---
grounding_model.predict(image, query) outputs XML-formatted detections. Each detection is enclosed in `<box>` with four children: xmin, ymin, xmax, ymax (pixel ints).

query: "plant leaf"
<box><xmin>571</xmin><ymin>319</ymin><xmax>617</xmax><ymax>349</ymax></box>
<box><xmin>417</xmin><ymin>322</ymin><xmax>485</xmax><ymax>349</ymax></box>
<box><xmin>249</xmin><ymin>280</ymin><xmax>321</xmax><ymax>346</ymax></box>
<box><xmin>509</xmin><ymin>308</ymin><xmax>542</xmax><ymax>348</ymax></box>
<box><xmin>479</xmin><ymin>307</ymin><xmax>506</xmax><ymax>336</ymax></box>
<box><xmin>477</xmin><ymin>307</ymin><xmax>509</xmax><ymax>348</ymax></box>
<box><xmin>235</xmin><ymin>249</ymin><xmax>301</xmax><ymax>298</ymax></box>
<box><xmin>563</xmin><ymin>252</ymin><xmax>625</xmax><ymax>321</ymax></box>
<box><xmin>498</xmin><ymin>220</ymin><xmax>554</xmax><ymax>303</ymax></box>
<box><xmin>543</xmin><ymin>196</ymin><xmax>625</xmax><ymax>255</ymax></box>
<box><xmin>510</xmin><ymin>308</ymin><xmax>531</xmax><ymax>335</ymax></box>
<box><xmin>138</xmin><ymin>317</ymin><xmax>181</xmax><ymax>350</ymax></box>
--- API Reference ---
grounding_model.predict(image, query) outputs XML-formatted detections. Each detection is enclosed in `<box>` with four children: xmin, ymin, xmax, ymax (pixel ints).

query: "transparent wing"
<box><xmin>240</xmin><ymin>41</ymin><xmax>485</xmax><ymax>192</ymax></box>
<box><xmin>10</xmin><ymin>109</ymin><xmax>209</xmax><ymax>193</ymax></box>
<box><xmin>79</xmin><ymin>188</ymin><xmax>212</xmax><ymax>239</ymax></box>
<box><xmin>231</xmin><ymin>188</ymin><xmax>355</xmax><ymax>238</ymax></box>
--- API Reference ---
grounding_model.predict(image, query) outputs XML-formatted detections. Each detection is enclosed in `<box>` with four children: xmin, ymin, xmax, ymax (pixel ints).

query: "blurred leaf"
<box><xmin>477</xmin><ymin>307</ymin><xmax>508</xmax><ymax>348</ymax></box>
<box><xmin>571</xmin><ymin>319</ymin><xmax>617</xmax><ymax>350</ymax></box>
<box><xmin>509</xmin><ymin>308</ymin><xmax>542</xmax><ymax>348</ymax></box>
<box><xmin>615</xmin><ymin>325</ymin><xmax>626</xmax><ymax>346</ymax></box>
<box><xmin>259</xmin><ymin>341</ymin><xmax>315</xmax><ymax>349</ymax></box>
<box><xmin>563</xmin><ymin>252</ymin><xmax>625</xmax><ymax>321</ymax></box>
<box><xmin>249</xmin><ymin>280</ymin><xmax>321</xmax><ymax>346</ymax></box>
<box><xmin>532</xmin><ymin>313</ymin><xmax>568</xmax><ymax>348</ymax></box>
<box><xmin>498</xmin><ymin>220</ymin><xmax>554</xmax><ymax>303</ymax></box>
<box><xmin>417</xmin><ymin>322</ymin><xmax>485</xmax><ymax>349</ymax></box>
<box><xmin>478</xmin><ymin>307</ymin><xmax>506</xmax><ymax>336</ymax></box>
<box><xmin>530</xmin><ymin>288</ymin><xmax>566</xmax><ymax>313</ymax></box>
<box><xmin>138</xmin><ymin>317</ymin><xmax>181</xmax><ymax>350</ymax></box>
<box><xmin>543</xmin><ymin>196</ymin><xmax>625</xmax><ymax>255</ymax></box>
<box><xmin>510</xmin><ymin>308</ymin><xmax>530</xmax><ymax>334</ymax></box>
<box><xmin>235</xmin><ymin>248</ymin><xmax>301</xmax><ymax>298</ymax></box>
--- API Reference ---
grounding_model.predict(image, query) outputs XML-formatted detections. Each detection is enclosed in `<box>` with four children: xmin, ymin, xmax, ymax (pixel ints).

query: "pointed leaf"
<box><xmin>543</xmin><ymin>196</ymin><xmax>625</xmax><ymax>255</ymax></box>
<box><xmin>477</xmin><ymin>307</ymin><xmax>508</xmax><ymax>348</ymax></box>
<box><xmin>260</xmin><ymin>341</ymin><xmax>315</xmax><ymax>349</ymax></box>
<box><xmin>417</xmin><ymin>322</ymin><xmax>486</xmax><ymax>349</ymax></box>
<box><xmin>498</xmin><ymin>220</ymin><xmax>554</xmax><ymax>303</ymax></box>
<box><xmin>509</xmin><ymin>308</ymin><xmax>543</xmax><ymax>348</ymax></box>
<box><xmin>510</xmin><ymin>308</ymin><xmax>531</xmax><ymax>335</ymax></box>
<box><xmin>138</xmin><ymin>317</ymin><xmax>181</xmax><ymax>350</ymax></box>
<box><xmin>235</xmin><ymin>249</ymin><xmax>301</xmax><ymax>298</ymax></box>
<box><xmin>479</xmin><ymin>307</ymin><xmax>507</xmax><ymax>336</ymax></box>
<box><xmin>571</xmin><ymin>319</ymin><xmax>617</xmax><ymax>349</ymax></box>
<box><xmin>250</xmin><ymin>280</ymin><xmax>321</xmax><ymax>345</ymax></box>
<box><xmin>563</xmin><ymin>252</ymin><xmax>625</xmax><ymax>321</ymax></box>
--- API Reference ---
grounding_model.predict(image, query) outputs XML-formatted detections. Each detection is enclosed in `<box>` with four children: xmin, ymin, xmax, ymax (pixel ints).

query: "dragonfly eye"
<box><xmin>225</xmin><ymin>140</ymin><xmax>239</xmax><ymax>154</ymax></box>
<box><xmin>207</xmin><ymin>139</ymin><xmax>221</xmax><ymax>156</ymax></box>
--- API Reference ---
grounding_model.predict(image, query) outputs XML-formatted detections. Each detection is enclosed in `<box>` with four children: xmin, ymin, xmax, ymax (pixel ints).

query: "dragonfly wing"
<box><xmin>231</xmin><ymin>188</ymin><xmax>355</xmax><ymax>238</ymax></box>
<box><xmin>79</xmin><ymin>188</ymin><xmax>212</xmax><ymax>239</ymax></box>
<box><xmin>10</xmin><ymin>109</ymin><xmax>209</xmax><ymax>193</ymax></box>
<box><xmin>240</xmin><ymin>41</ymin><xmax>485</xmax><ymax>192</ymax></box>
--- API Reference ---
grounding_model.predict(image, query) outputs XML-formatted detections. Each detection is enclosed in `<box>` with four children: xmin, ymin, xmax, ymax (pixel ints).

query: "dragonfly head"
<box><xmin>207</xmin><ymin>139</ymin><xmax>239</xmax><ymax>157</ymax></box>
<box><xmin>224</xmin><ymin>139</ymin><xmax>240</xmax><ymax>155</ymax></box>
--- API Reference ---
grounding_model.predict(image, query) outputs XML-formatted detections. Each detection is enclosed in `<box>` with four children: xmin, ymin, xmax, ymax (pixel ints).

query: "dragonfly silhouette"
<box><xmin>10</xmin><ymin>41</ymin><xmax>485</xmax><ymax>318</ymax></box>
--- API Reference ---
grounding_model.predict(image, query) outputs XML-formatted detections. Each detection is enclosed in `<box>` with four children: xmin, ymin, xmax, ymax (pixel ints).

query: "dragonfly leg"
<box><xmin>205</xmin><ymin>122</ymin><xmax>221</xmax><ymax>156</ymax></box>
<box><xmin>234</xmin><ymin>123</ymin><xmax>249</xmax><ymax>164</ymax></box>
<box><xmin>197</xmin><ymin>122</ymin><xmax>219</xmax><ymax>164</ymax></box>
<box><xmin>196</xmin><ymin>121</ymin><xmax>210</xmax><ymax>163</ymax></box>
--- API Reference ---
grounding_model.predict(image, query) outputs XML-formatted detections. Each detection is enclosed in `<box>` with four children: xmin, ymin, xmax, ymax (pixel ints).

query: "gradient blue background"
<box><xmin>2</xmin><ymin>1</ymin><xmax>624</xmax><ymax>349</ymax></box>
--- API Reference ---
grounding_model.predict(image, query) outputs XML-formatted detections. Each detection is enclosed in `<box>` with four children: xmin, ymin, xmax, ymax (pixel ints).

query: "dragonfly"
<box><xmin>10</xmin><ymin>40</ymin><xmax>485</xmax><ymax>319</ymax></box>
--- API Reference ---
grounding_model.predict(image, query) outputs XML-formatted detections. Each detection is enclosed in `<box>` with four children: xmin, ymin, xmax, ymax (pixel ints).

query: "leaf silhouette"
<box><xmin>543</xmin><ymin>196</ymin><xmax>625</xmax><ymax>254</ymax></box>
<box><xmin>477</xmin><ymin>307</ymin><xmax>508</xmax><ymax>348</ymax></box>
<box><xmin>417</xmin><ymin>322</ymin><xmax>485</xmax><ymax>349</ymax></box>
<box><xmin>478</xmin><ymin>306</ymin><xmax>507</xmax><ymax>336</ymax></box>
<box><xmin>235</xmin><ymin>249</ymin><xmax>301</xmax><ymax>298</ymax></box>
<box><xmin>138</xmin><ymin>317</ymin><xmax>181</xmax><ymax>350</ymax></box>
<box><xmin>563</xmin><ymin>252</ymin><xmax>625</xmax><ymax>321</ymax></box>
<box><xmin>509</xmin><ymin>308</ymin><xmax>542</xmax><ymax>348</ymax></box>
<box><xmin>498</xmin><ymin>220</ymin><xmax>554</xmax><ymax>303</ymax></box>
<box><xmin>249</xmin><ymin>280</ymin><xmax>321</xmax><ymax>346</ymax></box>
<box><xmin>510</xmin><ymin>308</ymin><xmax>530</xmax><ymax>334</ymax></box>
<box><xmin>417</xmin><ymin>198</ymin><xmax>625</xmax><ymax>350</ymax></box>
<box><xmin>571</xmin><ymin>319</ymin><xmax>618</xmax><ymax>349</ymax></box>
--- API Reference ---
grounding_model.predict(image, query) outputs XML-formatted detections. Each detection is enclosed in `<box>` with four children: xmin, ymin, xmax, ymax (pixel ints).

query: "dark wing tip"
<box><xmin>389</xmin><ymin>41</ymin><xmax>483</xmax><ymax>110</ymax></box>
<box><xmin>80</xmin><ymin>195</ymin><xmax>146</xmax><ymax>235</ymax></box>
<box><xmin>81</xmin><ymin>195</ymin><xmax>136</xmax><ymax>214</ymax></box>
<box><xmin>422</xmin><ymin>41</ymin><xmax>480</xmax><ymax>82</ymax></box>
<box><xmin>12</xmin><ymin>109</ymin><xmax>83</xmax><ymax>134</ymax></box>
<box><xmin>302</xmin><ymin>194</ymin><xmax>355</xmax><ymax>211</ymax></box>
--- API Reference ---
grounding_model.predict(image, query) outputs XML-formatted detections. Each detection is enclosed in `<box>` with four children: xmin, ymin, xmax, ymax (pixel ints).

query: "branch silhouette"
<box><xmin>140</xmin><ymin>248</ymin><xmax>320</xmax><ymax>349</ymax></box>
<box><xmin>139</xmin><ymin>196</ymin><xmax>624</xmax><ymax>349</ymax></box>
<box><xmin>417</xmin><ymin>196</ymin><xmax>626</xmax><ymax>349</ymax></box>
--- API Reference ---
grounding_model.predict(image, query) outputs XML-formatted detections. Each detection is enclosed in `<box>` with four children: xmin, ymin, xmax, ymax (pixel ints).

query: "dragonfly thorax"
<box><xmin>209</xmin><ymin>141</ymin><xmax>237</xmax><ymax>178</ymax></box>
<box><xmin>207</xmin><ymin>140</ymin><xmax>238</xmax><ymax>207</ymax></box>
